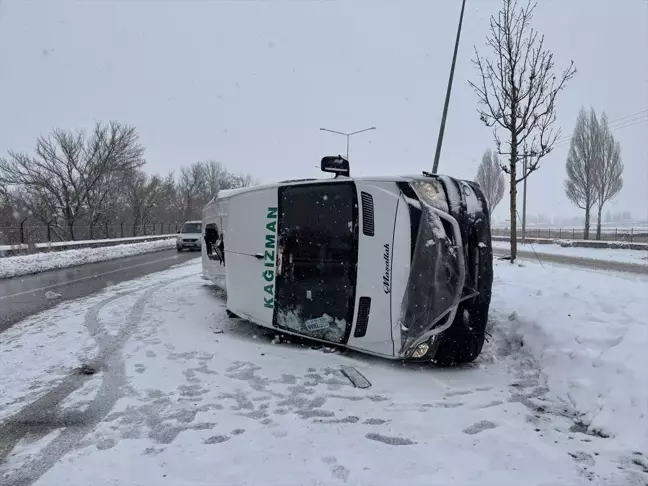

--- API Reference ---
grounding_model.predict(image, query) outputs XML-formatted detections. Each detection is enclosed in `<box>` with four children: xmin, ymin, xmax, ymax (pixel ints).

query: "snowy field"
<box><xmin>0</xmin><ymin>238</ymin><xmax>176</xmax><ymax>279</ymax></box>
<box><xmin>0</xmin><ymin>260</ymin><xmax>647</xmax><ymax>485</ymax></box>
<box><xmin>493</xmin><ymin>240</ymin><xmax>648</xmax><ymax>266</ymax></box>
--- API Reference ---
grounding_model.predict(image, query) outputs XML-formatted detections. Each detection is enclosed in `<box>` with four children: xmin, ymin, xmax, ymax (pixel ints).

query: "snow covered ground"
<box><xmin>493</xmin><ymin>240</ymin><xmax>648</xmax><ymax>266</ymax></box>
<box><xmin>0</xmin><ymin>238</ymin><xmax>176</xmax><ymax>279</ymax></box>
<box><xmin>0</xmin><ymin>260</ymin><xmax>647</xmax><ymax>485</ymax></box>
<box><xmin>491</xmin><ymin>259</ymin><xmax>648</xmax><ymax>455</ymax></box>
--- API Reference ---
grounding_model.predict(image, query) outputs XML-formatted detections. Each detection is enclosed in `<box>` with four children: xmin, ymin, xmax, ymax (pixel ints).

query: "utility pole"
<box><xmin>522</xmin><ymin>156</ymin><xmax>528</xmax><ymax>244</ymax></box>
<box><xmin>432</xmin><ymin>0</ymin><xmax>467</xmax><ymax>174</ymax></box>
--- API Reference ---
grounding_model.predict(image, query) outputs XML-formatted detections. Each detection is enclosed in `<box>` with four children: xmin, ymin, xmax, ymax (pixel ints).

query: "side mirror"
<box><xmin>321</xmin><ymin>155</ymin><xmax>350</xmax><ymax>177</ymax></box>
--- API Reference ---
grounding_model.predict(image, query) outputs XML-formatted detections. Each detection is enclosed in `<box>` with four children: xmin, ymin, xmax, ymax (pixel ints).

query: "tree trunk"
<box><xmin>596</xmin><ymin>204</ymin><xmax>603</xmax><ymax>240</ymax></box>
<box><xmin>584</xmin><ymin>206</ymin><xmax>590</xmax><ymax>240</ymax></box>
<box><xmin>67</xmin><ymin>220</ymin><xmax>75</xmax><ymax>241</ymax></box>
<box><xmin>509</xmin><ymin>153</ymin><xmax>517</xmax><ymax>263</ymax></box>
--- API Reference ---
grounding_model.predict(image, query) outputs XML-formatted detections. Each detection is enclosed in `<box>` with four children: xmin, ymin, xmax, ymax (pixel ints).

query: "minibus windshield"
<box><xmin>398</xmin><ymin>182</ymin><xmax>464</xmax><ymax>357</ymax></box>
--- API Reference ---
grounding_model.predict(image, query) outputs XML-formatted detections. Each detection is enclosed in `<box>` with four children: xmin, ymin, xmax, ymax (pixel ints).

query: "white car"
<box><xmin>176</xmin><ymin>221</ymin><xmax>203</xmax><ymax>251</ymax></box>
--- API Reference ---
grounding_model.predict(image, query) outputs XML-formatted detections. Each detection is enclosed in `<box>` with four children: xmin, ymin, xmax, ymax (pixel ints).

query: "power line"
<box><xmin>554</xmin><ymin>118</ymin><xmax>647</xmax><ymax>147</ymax></box>
<box><xmin>553</xmin><ymin>111</ymin><xmax>648</xmax><ymax>148</ymax></box>
<box><xmin>554</xmin><ymin>109</ymin><xmax>648</xmax><ymax>144</ymax></box>
<box><xmin>604</xmin><ymin>109</ymin><xmax>648</xmax><ymax>124</ymax></box>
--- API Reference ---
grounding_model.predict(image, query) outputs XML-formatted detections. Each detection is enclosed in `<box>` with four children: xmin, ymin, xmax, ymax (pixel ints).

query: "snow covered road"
<box><xmin>0</xmin><ymin>238</ymin><xmax>177</xmax><ymax>279</ymax></box>
<box><xmin>0</xmin><ymin>260</ymin><xmax>646</xmax><ymax>485</ymax></box>
<box><xmin>0</xmin><ymin>250</ymin><xmax>198</xmax><ymax>332</ymax></box>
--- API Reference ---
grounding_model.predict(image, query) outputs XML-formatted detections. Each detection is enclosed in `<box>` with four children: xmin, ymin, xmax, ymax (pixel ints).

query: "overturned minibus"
<box><xmin>202</xmin><ymin>157</ymin><xmax>493</xmax><ymax>364</ymax></box>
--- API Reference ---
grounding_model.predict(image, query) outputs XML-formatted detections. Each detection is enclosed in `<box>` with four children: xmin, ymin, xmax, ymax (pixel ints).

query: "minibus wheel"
<box><xmin>433</xmin><ymin>301</ymin><xmax>488</xmax><ymax>366</ymax></box>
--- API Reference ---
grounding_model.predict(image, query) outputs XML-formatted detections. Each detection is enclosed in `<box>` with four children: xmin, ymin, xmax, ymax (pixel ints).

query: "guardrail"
<box><xmin>0</xmin><ymin>221</ymin><xmax>183</xmax><ymax>246</ymax></box>
<box><xmin>0</xmin><ymin>234</ymin><xmax>176</xmax><ymax>257</ymax></box>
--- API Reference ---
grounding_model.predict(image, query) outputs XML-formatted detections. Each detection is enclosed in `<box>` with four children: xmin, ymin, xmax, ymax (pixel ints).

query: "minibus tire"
<box><xmin>433</xmin><ymin>302</ymin><xmax>488</xmax><ymax>366</ymax></box>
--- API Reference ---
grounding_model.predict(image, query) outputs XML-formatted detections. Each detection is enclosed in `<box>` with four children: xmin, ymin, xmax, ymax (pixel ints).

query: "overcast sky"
<box><xmin>1</xmin><ymin>0</ymin><xmax>646</xmax><ymax>222</ymax></box>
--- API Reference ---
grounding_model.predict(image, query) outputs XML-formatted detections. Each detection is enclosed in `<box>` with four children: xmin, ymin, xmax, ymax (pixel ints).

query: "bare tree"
<box><xmin>178</xmin><ymin>161</ymin><xmax>256</xmax><ymax>220</ymax></box>
<box><xmin>0</xmin><ymin>122</ymin><xmax>256</xmax><ymax>244</ymax></box>
<box><xmin>83</xmin><ymin>123</ymin><xmax>146</xmax><ymax>235</ymax></box>
<box><xmin>227</xmin><ymin>173</ymin><xmax>256</xmax><ymax>189</ymax></box>
<box><xmin>475</xmin><ymin>149</ymin><xmax>505</xmax><ymax>214</ymax></box>
<box><xmin>178</xmin><ymin>162</ymin><xmax>206</xmax><ymax>220</ymax></box>
<box><xmin>158</xmin><ymin>172</ymin><xmax>184</xmax><ymax>223</ymax></box>
<box><xmin>593</xmin><ymin>113</ymin><xmax>623</xmax><ymax>240</ymax></box>
<box><xmin>0</xmin><ymin>121</ymin><xmax>145</xmax><ymax>239</ymax></box>
<box><xmin>199</xmin><ymin>160</ymin><xmax>256</xmax><ymax>202</ymax></box>
<box><xmin>564</xmin><ymin>108</ymin><xmax>600</xmax><ymax>239</ymax></box>
<box><xmin>0</xmin><ymin>190</ymin><xmax>20</xmax><ymax>244</ymax></box>
<box><xmin>124</xmin><ymin>170</ymin><xmax>166</xmax><ymax>233</ymax></box>
<box><xmin>469</xmin><ymin>0</ymin><xmax>576</xmax><ymax>261</ymax></box>
<box><xmin>201</xmin><ymin>161</ymin><xmax>230</xmax><ymax>202</ymax></box>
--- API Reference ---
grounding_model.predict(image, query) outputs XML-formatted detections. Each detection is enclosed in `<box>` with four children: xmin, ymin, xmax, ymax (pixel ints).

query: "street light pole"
<box><xmin>320</xmin><ymin>126</ymin><xmax>376</xmax><ymax>160</ymax></box>
<box><xmin>432</xmin><ymin>0</ymin><xmax>467</xmax><ymax>174</ymax></box>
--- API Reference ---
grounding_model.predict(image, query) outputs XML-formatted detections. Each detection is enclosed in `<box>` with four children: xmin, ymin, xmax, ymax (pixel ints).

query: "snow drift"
<box><xmin>490</xmin><ymin>259</ymin><xmax>648</xmax><ymax>453</ymax></box>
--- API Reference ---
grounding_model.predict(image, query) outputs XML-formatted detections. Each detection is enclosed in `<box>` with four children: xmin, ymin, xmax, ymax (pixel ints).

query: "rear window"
<box><xmin>181</xmin><ymin>223</ymin><xmax>202</xmax><ymax>233</ymax></box>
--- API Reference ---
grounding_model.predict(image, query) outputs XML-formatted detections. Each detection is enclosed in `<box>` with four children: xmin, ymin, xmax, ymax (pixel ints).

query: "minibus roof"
<box><xmin>215</xmin><ymin>174</ymin><xmax>463</xmax><ymax>201</ymax></box>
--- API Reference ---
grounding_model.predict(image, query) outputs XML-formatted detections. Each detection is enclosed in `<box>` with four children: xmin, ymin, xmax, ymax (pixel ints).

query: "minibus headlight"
<box><xmin>411</xmin><ymin>342</ymin><xmax>430</xmax><ymax>359</ymax></box>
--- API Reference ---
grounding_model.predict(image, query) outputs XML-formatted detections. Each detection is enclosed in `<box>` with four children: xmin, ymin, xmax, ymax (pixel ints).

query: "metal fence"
<box><xmin>0</xmin><ymin>221</ymin><xmax>182</xmax><ymax>246</ymax></box>
<box><xmin>492</xmin><ymin>227</ymin><xmax>648</xmax><ymax>244</ymax></box>
<box><xmin>5</xmin><ymin>221</ymin><xmax>646</xmax><ymax>246</ymax></box>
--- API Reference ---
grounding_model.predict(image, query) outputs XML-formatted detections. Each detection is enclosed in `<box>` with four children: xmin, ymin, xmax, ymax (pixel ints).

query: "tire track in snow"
<box><xmin>0</xmin><ymin>275</ymin><xmax>190</xmax><ymax>486</ymax></box>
